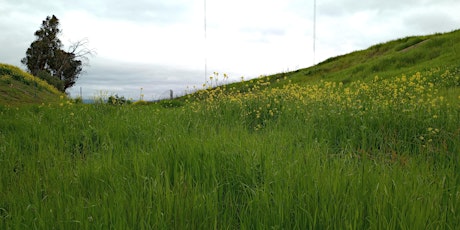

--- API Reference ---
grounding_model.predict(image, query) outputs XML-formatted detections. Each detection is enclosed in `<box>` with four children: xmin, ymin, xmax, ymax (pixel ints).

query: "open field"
<box><xmin>1</xmin><ymin>66</ymin><xmax>459</xmax><ymax>228</ymax></box>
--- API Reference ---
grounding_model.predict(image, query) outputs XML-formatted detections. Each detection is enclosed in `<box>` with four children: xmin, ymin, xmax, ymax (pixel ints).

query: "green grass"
<box><xmin>1</xmin><ymin>29</ymin><xmax>460</xmax><ymax>229</ymax></box>
<box><xmin>0</xmin><ymin>64</ymin><xmax>64</xmax><ymax>105</ymax></box>
<box><xmin>1</xmin><ymin>67</ymin><xmax>459</xmax><ymax>228</ymax></box>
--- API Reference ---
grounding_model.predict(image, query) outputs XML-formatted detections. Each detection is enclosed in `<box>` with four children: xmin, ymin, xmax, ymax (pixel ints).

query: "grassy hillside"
<box><xmin>293</xmin><ymin>29</ymin><xmax>459</xmax><ymax>83</ymax></box>
<box><xmin>211</xmin><ymin>29</ymin><xmax>460</xmax><ymax>93</ymax></box>
<box><xmin>0</xmin><ymin>63</ymin><xmax>65</xmax><ymax>105</ymax></box>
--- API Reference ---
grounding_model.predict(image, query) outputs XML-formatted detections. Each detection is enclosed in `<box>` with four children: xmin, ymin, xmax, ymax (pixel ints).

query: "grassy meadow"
<box><xmin>1</xmin><ymin>65</ymin><xmax>460</xmax><ymax>229</ymax></box>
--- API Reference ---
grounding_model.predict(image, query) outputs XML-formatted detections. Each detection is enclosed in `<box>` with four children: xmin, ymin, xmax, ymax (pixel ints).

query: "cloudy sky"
<box><xmin>1</xmin><ymin>0</ymin><xmax>459</xmax><ymax>99</ymax></box>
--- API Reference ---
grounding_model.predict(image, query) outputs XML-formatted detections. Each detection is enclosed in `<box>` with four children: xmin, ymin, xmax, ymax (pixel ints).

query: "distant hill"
<box><xmin>0</xmin><ymin>63</ymin><xmax>65</xmax><ymax>105</ymax></box>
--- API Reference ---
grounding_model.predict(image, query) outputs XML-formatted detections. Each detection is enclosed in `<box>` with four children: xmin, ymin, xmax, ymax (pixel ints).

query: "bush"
<box><xmin>107</xmin><ymin>94</ymin><xmax>130</xmax><ymax>105</ymax></box>
<box><xmin>73</xmin><ymin>97</ymin><xmax>83</xmax><ymax>104</ymax></box>
<box><xmin>133</xmin><ymin>100</ymin><xmax>149</xmax><ymax>105</ymax></box>
<box><xmin>37</xmin><ymin>70</ymin><xmax>64</xmax><ymax>91</ymax></box>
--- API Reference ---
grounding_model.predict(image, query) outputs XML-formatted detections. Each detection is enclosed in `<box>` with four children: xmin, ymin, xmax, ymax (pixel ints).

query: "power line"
<box><xmin>204</xmin><ymin>0</ymin><xmax>207</xmax><ymax>83</ymax></box>
<box><xmin>313</xmin><ymin>0</ymin><xmax>316</xmax><ymax>65</ymax></box>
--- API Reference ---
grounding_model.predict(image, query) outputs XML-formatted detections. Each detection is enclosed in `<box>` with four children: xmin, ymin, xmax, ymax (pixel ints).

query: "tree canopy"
<box><xmin>21</xmin><ymin>15</ymin><xmax>90</xmax><ymax>92</ymax></box>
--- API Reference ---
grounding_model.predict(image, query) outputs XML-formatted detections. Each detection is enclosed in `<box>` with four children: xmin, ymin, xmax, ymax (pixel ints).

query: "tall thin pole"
<box><xmin>313</xmin><ymin>0</ymin><xmax>316</xmax><ymax>65</ymax></box>
<box><xmin>204</xmin><ymin>0</ymin><xmax>207</xmax><ymax>83</ymax></box>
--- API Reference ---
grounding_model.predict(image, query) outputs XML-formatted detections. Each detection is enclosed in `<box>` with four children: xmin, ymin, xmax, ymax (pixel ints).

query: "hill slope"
<box><xmin>0</xmin><ymin>63</ymin><xmax>65</xmax><ymax>105</ymax></box>
<box><xmin>180</xmin><ymin>29</ymin><xmax>459</xmax><ymax>103</ymax></box>
<box><xmin>269</xmin><ymin>29</ymin><xmax>460</xmax><ymax>86</ymax></box>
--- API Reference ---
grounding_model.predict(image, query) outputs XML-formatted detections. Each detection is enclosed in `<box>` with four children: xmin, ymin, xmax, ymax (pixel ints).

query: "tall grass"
<box><xmin>1</xmin><ymin>68</ymin><xmax>459</xmax><ymax>229</ymax></box>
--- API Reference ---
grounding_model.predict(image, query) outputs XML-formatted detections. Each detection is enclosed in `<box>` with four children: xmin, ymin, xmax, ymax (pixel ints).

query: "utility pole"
<box><xmin>204</xmin><ymin>0</ymin><xmax>208</xmax><ymax>83</ymax></box>
<box><xmin>313</xmin><ymin>0</ymin><xmax>317</xmax><ymax>65</ymax></box>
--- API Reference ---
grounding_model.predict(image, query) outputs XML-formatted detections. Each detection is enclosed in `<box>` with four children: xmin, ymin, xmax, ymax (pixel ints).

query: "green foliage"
<box><xmin>72</xmin><ymin>97</ymin><xmax>83</xmax><ymax>104</ymax></box>
<box><xmin>36</xmin><ymin>70</ymin><xmax>64</xmax><ymax>91</ymax></box>
<box><xmin>132</xmin><ymin>100</ymin><xmax>149</xmax><ymax>105</ymax></box>
<box><xmin>107</xmin><ymin>94</ymin><xmax>130</xmax><ymax>105</ymax></box>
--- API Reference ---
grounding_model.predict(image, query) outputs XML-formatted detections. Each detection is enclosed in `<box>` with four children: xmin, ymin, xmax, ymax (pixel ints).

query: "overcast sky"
<box><xmin>1</xmin><ymin>0</ymin><xmax>459</xmax><ymax>99</ymax></box>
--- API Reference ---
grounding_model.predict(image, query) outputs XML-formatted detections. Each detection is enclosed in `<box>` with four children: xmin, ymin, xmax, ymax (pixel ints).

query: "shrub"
<box><xmin>37</xmin><ymin>70</ymin><xmax>64</xmax><ymax>91</ymax></box>
<box><xmin>107</xmin><ymin>94</ymin><xmax>129</xmax><ymax>105</ymax></box>
<box><xmin>133</xmin><ymin>100</ymin><xmax>149</xmax><ymax>106</ymax></box>
<box><xmin>72</xmin><ymin>97</ymin><xmax>83</xmax><ymax>104</ymax></box>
